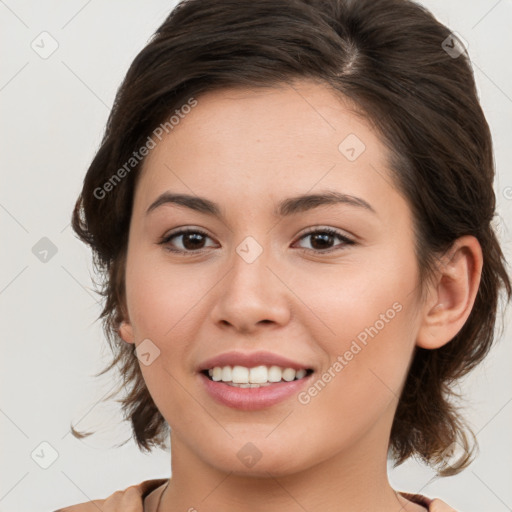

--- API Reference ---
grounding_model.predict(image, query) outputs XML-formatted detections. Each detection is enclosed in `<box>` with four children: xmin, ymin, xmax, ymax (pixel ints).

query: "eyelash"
<box><xmin>158</xmin><ymin>227</ymin><xmax>355</xmax><ymax>256</ymax></box>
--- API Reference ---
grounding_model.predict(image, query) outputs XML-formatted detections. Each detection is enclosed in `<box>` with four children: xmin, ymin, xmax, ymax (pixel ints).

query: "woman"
<box><xmin>57</xmin><ymin>0</ymin><xmax>511</xmax><ymax>510</ymax></box>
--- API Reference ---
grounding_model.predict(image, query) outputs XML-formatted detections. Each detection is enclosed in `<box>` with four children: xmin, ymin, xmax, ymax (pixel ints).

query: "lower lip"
<box><xmin>199</xmin><ymin>372</ymin><xmax>313</xmax><ymax>411</ymax></box>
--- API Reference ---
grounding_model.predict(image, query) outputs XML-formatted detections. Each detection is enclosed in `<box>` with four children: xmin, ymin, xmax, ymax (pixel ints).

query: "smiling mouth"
<box><xmin>200</xmin><ymin>366</ymin><xmax>314</xmax><ymax>388</ymax></box>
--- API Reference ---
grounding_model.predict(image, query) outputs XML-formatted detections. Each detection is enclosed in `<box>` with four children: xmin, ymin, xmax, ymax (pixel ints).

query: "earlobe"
<box><xmin>119</xmin><ymin>320</ymin><xmax>135</xmax><ymax>344</ymax></box>
<box><xmin>416</xmin><ymin>235</ymin><xmax>483</xmax><ymax>350</ymax></box>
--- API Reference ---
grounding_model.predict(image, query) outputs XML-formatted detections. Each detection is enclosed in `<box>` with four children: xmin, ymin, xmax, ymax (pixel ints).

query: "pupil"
<box><xmin>311</xmin><ymin>233</ymin><xmax>333</xmax><ymax>250</ymax></box>
<box><xmin>184</xmin><ymin>233</ymin><xmax>204</xmax><ymax>250</ymax></box>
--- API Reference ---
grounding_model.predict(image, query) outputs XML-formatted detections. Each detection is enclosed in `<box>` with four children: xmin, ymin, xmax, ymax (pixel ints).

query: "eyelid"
<box><xmin>292</xmin><ymin>226</ymin><xmax>355</xmax><ymax>252</ymax></box>
<box><xmin>297</xmin><ymin>225</ymin><xmax>354</xmax><ymax>240</ymax></box>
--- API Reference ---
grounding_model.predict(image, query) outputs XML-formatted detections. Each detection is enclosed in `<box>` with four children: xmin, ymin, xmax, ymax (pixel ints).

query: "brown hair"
<box><xmin>71</xmin><ymin>0</ymin><xmax>511</xmax><ymax>476</ymax></box>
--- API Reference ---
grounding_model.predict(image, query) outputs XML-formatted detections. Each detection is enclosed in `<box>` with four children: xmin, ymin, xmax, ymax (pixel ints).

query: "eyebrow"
<box><xmin>145</xmin><ymin>190</ymin><xmax>376</xmax><ymax>218</ymax></box>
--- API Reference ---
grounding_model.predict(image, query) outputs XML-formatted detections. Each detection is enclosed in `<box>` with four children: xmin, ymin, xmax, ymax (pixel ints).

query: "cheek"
<box><xmin>295</xmin><ymin>250</ymin><xmax>419</xmax><ymax>395</ymax></box>
<box><xmin>290</xmin><ymin>296</ymin><xmax>417</xmax><ymax>457</ymax></box>
<box><xmin>295</xmin><ymin>253</ymin><xmax>416</xmax><ymax>344</ymax></box>
<box><xmin>124</xmin><ymin>250</ymin><xmax>211</xmax><ymax>340</ymax></box>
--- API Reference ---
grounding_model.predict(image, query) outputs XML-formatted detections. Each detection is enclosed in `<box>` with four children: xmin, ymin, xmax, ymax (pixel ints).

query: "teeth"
<box><xmin>268</xmin><ymin>365</ymin><xmax>282</xmax><ymax>382</ymax></box>
<box><xmin>221</xmin><ymin>366</ymin><xmax>232</xmax><ymax>382</ymax></box>
<box><xmin>249</xmin><ymin>365</ymin><xmax>269</xmax><ymax>383</ymax></box>
<box><xmin>232</xmin><ymin>365</ymin><xmax>249</xmax><ymax>383</ymax></box>
<box><xmin>295</xmin><ymin>369</ymin><xmax>307</xmax><ymax>379</ymax></box>
<box><xmin>206</xmin><ymin>364</ymin><xmax>310</xmax><ymax>384</ymax></box>
<box><xmin>225</xmin><ymin>382</ymin><xmax>272</xmax><ymax>388</ymax></box>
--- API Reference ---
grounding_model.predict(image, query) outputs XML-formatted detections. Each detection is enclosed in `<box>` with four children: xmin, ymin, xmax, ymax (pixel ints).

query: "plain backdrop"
<box><xmin>1</xmin><ymin>1</ymin><xmax>511</xmax><ymax>511</ymax></box>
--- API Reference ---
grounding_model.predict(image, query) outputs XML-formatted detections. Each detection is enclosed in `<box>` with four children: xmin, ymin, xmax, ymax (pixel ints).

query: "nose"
<box><xmin>209</xmin><ymin>243</ymin><xmax>291</xmax><ymax>334</ymax></box>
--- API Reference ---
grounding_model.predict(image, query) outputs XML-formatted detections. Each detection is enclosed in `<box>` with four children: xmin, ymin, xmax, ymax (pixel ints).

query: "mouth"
<box><xmin>199</xmin><ymin>365</ymin><xmax>315</xmax><ymax>410</ymax></box>
<box><xmin>200</xmin><ymin>365</ymin><xmax>314</xmax><ymax>388</ymax></box>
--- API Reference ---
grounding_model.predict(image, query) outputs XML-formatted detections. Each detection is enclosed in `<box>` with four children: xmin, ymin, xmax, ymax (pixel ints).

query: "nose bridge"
<box><xmin>210</xmin><ymin>233</ymin><xmax>290</xmax><ymax>330</ymax></box>
<box><xmin>229</xmin><ymin>234</ymin><xmax>273</xmax><ymax>297</ymax></box>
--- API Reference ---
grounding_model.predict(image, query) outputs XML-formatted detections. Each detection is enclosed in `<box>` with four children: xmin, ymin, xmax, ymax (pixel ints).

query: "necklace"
<box><xmin>155</xmin><ymin>481</ymin><xmax>169</xmax><ymax>512</ymax></box>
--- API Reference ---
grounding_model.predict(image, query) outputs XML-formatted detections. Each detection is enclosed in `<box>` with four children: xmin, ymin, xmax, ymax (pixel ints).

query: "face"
<box><xmin>119</xmin><ymin>80</ymin><xmax>425</xmax><ymax>476</ymax></box>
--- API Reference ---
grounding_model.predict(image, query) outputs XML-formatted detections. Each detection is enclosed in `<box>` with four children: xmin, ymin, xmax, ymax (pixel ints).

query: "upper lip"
<box><xmin>197</xmin><ymin>351</ymin><xmax>313</xmax><ymax>372</ymax></box>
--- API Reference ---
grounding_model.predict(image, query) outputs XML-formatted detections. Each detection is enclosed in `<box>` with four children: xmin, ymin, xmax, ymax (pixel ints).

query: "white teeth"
<box><xmin>282</xmin><ymin>368</ymin><xmax>296</xmax><ymax>382</ymax></box>
<box><xmin>232</xmin><ymin>366</ymin><xmax>249</xmax><ymax>383</ymax></box>
<box><xmin>295</xmin><ymin>369</ymin><xmax>307</xmax><ymax>379</ymax></box>
<box><xmin>268</xmin><ymin>365</ymin><xmax>283</xmax><ymax>382</ymax></box>
<box><xmin>226</xmin><ymin>382</ymin><xmax>272</xmax><ymax>388</ymax></box>
<box><xmin>205</xmin><ymin>364</ymin><xmax>310</xmax><ymax>384</ymax></box>
<box><xmin>249</xmin><ymin>365</ymin><xmax>268</xmax><ymax>383</ymax></box>
<box><xmin>221</xmin><ymin>366</ymin><xmax>232</xmax><ymax>382</ymax></box>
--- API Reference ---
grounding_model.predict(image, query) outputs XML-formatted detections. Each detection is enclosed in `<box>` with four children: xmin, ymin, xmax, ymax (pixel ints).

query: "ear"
<box><xmin>119</xmin><ymin>319</ymin><xmax>135</xmax><ymax>344</ymax></box>
<box><xmin>416</xmin><ymin>235</ymin><xmax>483</xmax><ymax>349</ymax></box>
<box><xmin>116</xmin><ymin>250</ymin><xmax>135</xmax><ymax>344</ymax></box>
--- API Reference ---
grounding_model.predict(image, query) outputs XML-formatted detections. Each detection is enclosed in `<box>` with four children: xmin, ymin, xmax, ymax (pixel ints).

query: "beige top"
<box><xmin>54</xmin><ymin>478</ymin><xmax>458</xmax><ymax>511</ymax></box>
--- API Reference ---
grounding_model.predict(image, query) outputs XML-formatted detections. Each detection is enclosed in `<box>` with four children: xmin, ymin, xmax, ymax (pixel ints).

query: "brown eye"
<box><xmin>295</xmin><ymin>228</ymin><xmax>355</xmax><ymax>253</ymax></box>
<box><xmin>159</xmin><ymin>229</ymin><xmax>216</xmax><ymax>254</ymax></box>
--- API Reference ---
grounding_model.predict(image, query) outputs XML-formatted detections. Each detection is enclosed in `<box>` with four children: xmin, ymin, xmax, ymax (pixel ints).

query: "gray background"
<box><xmin>1</xmin><ymin>1</ymin><xmax>511</xmax><ymax>511</ymax></box>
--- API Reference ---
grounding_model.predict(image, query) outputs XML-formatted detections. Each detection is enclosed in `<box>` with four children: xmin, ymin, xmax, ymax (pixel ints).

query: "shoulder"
<box><xmin>429</xmin><ymin>498</ymin><xmax>458</xmax><ymax>512</ymax></box>
<box><xmin>399</xmin><ymin>491</ymin><xmax>458</xmax><ymax>511</ymax></box>
<box><xmin>53</xmin><ymin>478</ymin><xmax>168</xmax><ymax>512</ymax></box>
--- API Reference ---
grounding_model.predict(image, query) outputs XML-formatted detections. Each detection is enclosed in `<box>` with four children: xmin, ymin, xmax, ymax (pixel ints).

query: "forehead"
<box><xmin>143</xmin><ymin>81</ymin><xmax>373</xmax><ymax>166</ymax></box>
<box><xmin>132</xmin><ymin>80</ymin><xmax>404</xmax><ymax>225</ymax></box>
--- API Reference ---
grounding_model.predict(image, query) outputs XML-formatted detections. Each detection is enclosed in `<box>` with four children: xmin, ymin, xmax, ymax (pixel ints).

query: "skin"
<box><xmin>118</xmin><ymin>79</ymin><xmax>482</xmax><ymax>512</ymax></box>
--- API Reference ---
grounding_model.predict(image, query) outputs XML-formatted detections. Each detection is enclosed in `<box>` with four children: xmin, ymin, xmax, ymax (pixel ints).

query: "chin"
<box><xmin>197</xmin><ymin>439</ymin><xmax>315</xmax><ymax>477</ymax></box>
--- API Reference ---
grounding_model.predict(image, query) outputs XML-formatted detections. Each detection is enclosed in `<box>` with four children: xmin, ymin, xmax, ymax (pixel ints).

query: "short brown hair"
<box><xmin>71</xmin><ymin>0</ymin><xmax>511</xmax><ymax>476</ymax></box>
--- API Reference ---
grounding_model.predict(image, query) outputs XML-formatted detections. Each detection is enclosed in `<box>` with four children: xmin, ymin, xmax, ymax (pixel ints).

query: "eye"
<box><xmin>158</xmin><ymin>228</ymin><xmax>217</xmax><ymax>254</ymax></box>
<box><xmin>293</xmin><ymin>227</ymin><xmax>355</xmax><ymax>253</ymax></box>
<box><xmin>158</xmin><ymin>226</ymin><xmax>355</xmax><ymax>256</ymax></box>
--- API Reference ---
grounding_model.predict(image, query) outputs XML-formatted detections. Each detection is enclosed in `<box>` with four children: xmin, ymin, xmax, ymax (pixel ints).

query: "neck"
<box><xmin>157</xmin><ymin>415</ymin><xmax>425</xmax><ymax>512</ymax></box>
